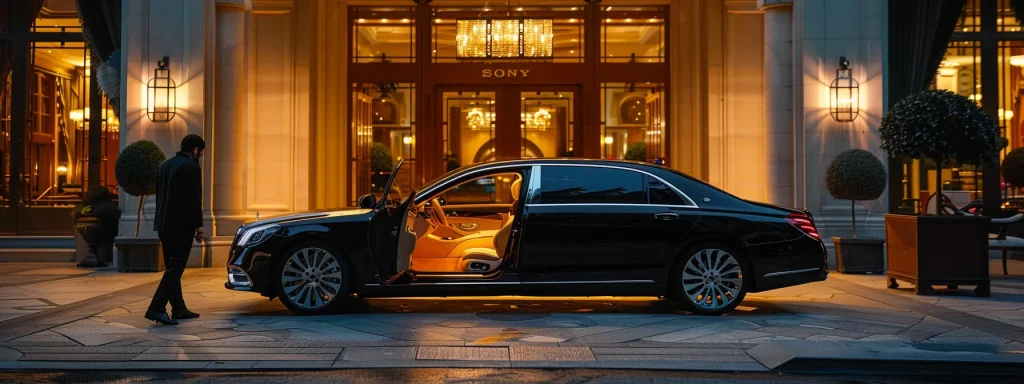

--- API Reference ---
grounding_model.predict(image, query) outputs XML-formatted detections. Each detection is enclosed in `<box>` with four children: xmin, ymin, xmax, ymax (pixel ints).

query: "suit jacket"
<box><xmin>154</xmin><ymin>152</ymin><xmax>203</xmax><ymax>232</ymax></box>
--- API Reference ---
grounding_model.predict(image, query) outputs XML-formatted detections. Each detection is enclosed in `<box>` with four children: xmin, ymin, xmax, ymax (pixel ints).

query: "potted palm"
<box><xmin>370</xmin><ymin>142</ymin><xmax>393</xmax><ymax>193</ymax></box>
<box><xmin>114</xmin><ymin>140</ymin><xmax>167</xmax><ymax>272</ymax></box>
<box><xmin>73</xmin><ymin>187</ymin><xmax>122</xmax><ymax>267</ymax></box>
<box><xmin>826</xmin><ymin>149</ymin><xmax>887</xmax><ymax>274</ymax></box>
<box><xmin>880</xmin><ymin>90</ymin><xmax>999</xmax><ymax>296</ymax></box>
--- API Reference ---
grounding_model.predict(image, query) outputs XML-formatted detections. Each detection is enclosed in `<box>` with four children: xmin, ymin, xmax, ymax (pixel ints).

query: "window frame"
<box><xmin>528</xmin><ymin>164</ymin><xmax>697</xmax><ymax>208</ymax></box>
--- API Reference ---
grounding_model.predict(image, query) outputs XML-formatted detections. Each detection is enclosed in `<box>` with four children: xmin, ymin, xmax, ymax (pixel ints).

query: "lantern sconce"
<box><xmin>146</xmin><ymin>56</ymin><xmax>176</xmax><ymax>123</ymax></box>
<box><xmin>829</xmin><ymin>56</ymin><xmax>859</xmax><ymax>122</ymax></box>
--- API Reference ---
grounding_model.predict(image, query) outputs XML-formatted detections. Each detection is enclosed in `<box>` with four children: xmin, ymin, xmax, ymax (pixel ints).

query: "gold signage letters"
<box><xmin>482</xmin><ymin>69</ymin><xmax>531</xmax><ymax>78</ymax></box>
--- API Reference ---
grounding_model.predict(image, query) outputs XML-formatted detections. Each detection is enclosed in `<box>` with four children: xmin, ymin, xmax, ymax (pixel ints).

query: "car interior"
<box><xmin>397</xmin><ymin>172</ymin><xmax>524</xmax><ymax>273</ymax></box>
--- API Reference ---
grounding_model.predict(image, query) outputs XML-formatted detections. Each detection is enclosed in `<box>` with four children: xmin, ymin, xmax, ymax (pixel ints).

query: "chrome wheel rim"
<box><xmin>682</xmin><ymin>249</ymin><xmax>743</xmax><ymax>310</ymax></box>
<box><xmin>281</xmin><ymin>247</ymin><xmax>343</xmax><ymax>310</ymax></box>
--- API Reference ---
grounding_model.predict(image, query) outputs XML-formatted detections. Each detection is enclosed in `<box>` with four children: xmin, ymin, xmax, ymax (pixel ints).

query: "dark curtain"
<box><xmin>887</xmin><ymin>0</ymin><xmax>965</xmax><ymax>213</ymax></box>
<box><xmin>1012</xmin><ymin>0</ymin><xmax>1024</xmax><ymax>26</ymax></box>
<box><xmin>74</xmin><ymin>0</ymin><xmax>120</xmax><ymax>112</ymax></box>
<box><xmin>888</xmin><ymin>0</ymin><xmax>966</xmax><ymax>105</ymax></box>
<box><xmin>0</xmin><ymin>0</ymin><xmax>44</xmax><ymax>91</ymax></box>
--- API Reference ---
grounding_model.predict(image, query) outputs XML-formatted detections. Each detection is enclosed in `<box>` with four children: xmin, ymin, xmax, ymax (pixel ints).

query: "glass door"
<box><xmin>441</xmin><ymin>90</ymin><xmax>498</xmax><ymax>171</ymax></box>
<box><xmin>520</xmin><ymin>90</ymin><xmax>575</xmax><ymax>159</ymax></box>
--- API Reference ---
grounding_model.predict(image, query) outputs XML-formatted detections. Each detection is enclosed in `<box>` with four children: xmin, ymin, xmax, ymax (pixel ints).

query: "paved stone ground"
<box><xmin>0</xmin><ymin>259</ymin><xmax>1023</xmax><ymax>372</ymax></box>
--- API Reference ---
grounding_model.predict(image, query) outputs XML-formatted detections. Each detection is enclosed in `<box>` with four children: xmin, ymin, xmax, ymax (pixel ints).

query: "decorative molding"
<box><xmin>757</xmin><ymin>0</ymin><xmax>793</xmax><ymax>11</ymax></box>
<box><xmin>253</xmin><ymin>0</ymin><xmax>293</xmax><ymax>14</ymax></box>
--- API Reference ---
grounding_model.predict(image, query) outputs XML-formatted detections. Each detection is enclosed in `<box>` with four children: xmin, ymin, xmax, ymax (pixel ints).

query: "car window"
<box><xmin>440</xmin><ymin>173</ymin><xmax>521</xmax><ymax>205</ymax></box>
<box><xmin>647</xmin><ymin>176</ymin><xmax>687</xmax><ymax>206</ymax></box>
<box><xmin>536</xmin><ymin>166</ymin><xmax>644</xmax><ymax>204</ymax></box>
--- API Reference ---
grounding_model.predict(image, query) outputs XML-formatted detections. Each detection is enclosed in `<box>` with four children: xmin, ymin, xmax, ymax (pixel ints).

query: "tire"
<box><xmin>273</xmin><ymin>241</ymin><xmax>353</xmax><ymax>315</ymax></box>
<box><xmin>668</xmin><ymin>244</ymin><xmax>749</xmax><ymax>316</ymax></box>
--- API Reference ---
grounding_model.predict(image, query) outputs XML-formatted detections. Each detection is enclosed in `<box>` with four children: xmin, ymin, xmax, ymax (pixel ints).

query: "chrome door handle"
<box><xmin>655</xmin><ymin>213</ymin><xmax>679</xmax><ymax>221</ymax></box>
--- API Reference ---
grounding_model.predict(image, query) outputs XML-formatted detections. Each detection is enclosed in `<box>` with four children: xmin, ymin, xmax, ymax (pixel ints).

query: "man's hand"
<box><xmin>194</xmin><ymin>228</ymin><xmax>204</xmax><ymax>244</ymax></box>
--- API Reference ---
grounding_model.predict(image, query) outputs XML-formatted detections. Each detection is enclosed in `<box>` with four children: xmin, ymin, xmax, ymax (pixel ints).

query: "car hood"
<box><xmin>240</xmin><ymin>209</ymin><xmax>373</xmax><ymax>228</ymax></box>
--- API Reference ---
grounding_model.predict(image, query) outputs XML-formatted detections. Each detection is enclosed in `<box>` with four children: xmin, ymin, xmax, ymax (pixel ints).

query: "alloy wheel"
<box><xmin>281</xmin><ymin>247</ymin><xmax>344</xmax><ymax>310</ymax></box>
<box><xmin>681</xmin><ymin>248</ymin><xmax>743</xmax><ymax>310</ymax></box>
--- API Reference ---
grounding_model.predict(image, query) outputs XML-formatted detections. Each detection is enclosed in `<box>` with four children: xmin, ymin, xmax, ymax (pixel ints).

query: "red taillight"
<box><xmin>786</xmin><ymin>213</ymin><xmax>821</xmax><ymax>240</ymax></box>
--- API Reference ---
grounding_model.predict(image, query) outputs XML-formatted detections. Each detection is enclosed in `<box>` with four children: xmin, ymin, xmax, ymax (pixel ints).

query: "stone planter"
<box><xmin>115</xmin><ymin>237</ymin><xmax>164</xmax><ymax>272</ymax></box>
<box><xmin>75</xmin><ymin>217</ymin><xmax>111</xmax><ymax>268</ymax></box>
<box><xmin>832</xmin><ymin>237</ymin><xmax>884</xmax><ymax>274</ymax></box>
<box><xmin>884</xmin><ymin>214</ymin><xmax>990</xmax><ymax>296</ymax></box>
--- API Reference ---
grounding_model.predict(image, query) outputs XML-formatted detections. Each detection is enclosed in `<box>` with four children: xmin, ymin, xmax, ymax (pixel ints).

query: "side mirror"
<box><xmin>358</xmin><ymin>194</ymin><xmax>377</xmax><ymax>209</ymax></box>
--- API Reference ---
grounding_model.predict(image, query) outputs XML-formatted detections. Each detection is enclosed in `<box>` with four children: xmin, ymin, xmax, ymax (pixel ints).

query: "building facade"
<box><xmin>19</xmin><ymin>0</ymin><xmax>1015</xmax><ymax>268</ymax></box>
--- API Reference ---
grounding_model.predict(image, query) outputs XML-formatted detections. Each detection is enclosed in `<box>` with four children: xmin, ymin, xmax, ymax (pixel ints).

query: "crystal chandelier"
<box><xmin>521</xmin><ymin>108</ymin><xmax>551</xmax><ymax>130</ymax></box>
<box><xmin>466</xmin><ymin>108</ymin><xmax>495</xmax><ymax>129</ymax></box>
<box><xmin>456</xmin><ymin>18</ymin><xmax>553</xmax><ymax>59</ymax></box>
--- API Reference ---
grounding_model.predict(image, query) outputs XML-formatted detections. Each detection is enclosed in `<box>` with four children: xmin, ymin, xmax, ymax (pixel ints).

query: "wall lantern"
<box><xmin>829</xmin><ymin>56</ymin><xmax>859</xmax><ymax>122</ymax></box>
<box><xmin>146</xmin><ymin>56</ymin><xmax>176</xmax><ymax>122</ymax></box>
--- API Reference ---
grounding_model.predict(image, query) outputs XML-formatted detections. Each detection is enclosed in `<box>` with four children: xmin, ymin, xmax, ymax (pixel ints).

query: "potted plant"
<box><xmin>879</xmin><ymin>90</ymin><xmax>999</xmax><ymax>296</ymax></box>
<box><xmin>73</xmin><ymin>187</ymin><xmax>122</xmax><ymax>267</ymax></box>
<box><xmin>825</xmin><ymin>149</ymin><xmax>887</xmax><ymax>274</ymax></box>
<box><xmin>113</xmin><ymin>140</ymin><xmax>167</xmax><ymax>272</ymax></box>
<box><xmin>370</xmin><ymin>142</ymin><xmax>393</xmax><ymax>193</ymax></box>
<box><xmin>624</xmin><ymin>142</ymin><xmax>646</xmax><ymax>162</ymax></box>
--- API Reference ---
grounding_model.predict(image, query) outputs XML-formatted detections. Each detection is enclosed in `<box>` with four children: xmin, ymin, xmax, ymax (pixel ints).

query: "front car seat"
<box><xmin>458</xmin><ymin>178</ymin><xmax>521</xmax><ymax>272</ymax></box>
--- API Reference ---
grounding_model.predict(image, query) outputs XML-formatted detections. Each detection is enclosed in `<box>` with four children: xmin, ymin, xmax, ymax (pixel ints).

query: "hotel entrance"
<box><xmin>340</xmin><ymin>3</ymin><xmax>670</xmax><ymax>206</ymax></box>
<box><xmin>439</xmin><ymin>85</ymin><xmax>579</xmax><ymax>170</ymax></box>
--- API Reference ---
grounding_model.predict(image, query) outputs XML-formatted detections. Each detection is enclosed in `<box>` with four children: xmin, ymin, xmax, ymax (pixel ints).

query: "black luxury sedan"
<box><xmin>225</xmin><ymin>159</ymin><xmax>827</xmax><ymax>316</ymax></box>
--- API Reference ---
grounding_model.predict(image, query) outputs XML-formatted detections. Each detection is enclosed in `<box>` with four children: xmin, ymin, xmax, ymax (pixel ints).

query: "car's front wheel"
<box><xmin>274</xmin><ymin>241</ymin><xmax>352</xmax><ymax>315</ymax></box>
<box><xmin>669</xmin><ymin>244</ymin><xmax>748</xmax><ymax>316</ymax></box>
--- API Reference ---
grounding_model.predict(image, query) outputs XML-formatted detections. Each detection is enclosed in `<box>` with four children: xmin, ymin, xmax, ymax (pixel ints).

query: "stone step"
<box><xmin>0</xmin><ymin>248</ymin><xmax>76</xmax><ymax>262</ymax></box>
<box><xmin>0</xmin><ymin>236</ymin><xmax>76</xmax><ymax>249</ymax></box>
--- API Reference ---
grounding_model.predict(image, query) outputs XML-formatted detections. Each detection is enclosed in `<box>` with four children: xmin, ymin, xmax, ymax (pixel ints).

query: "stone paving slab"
<box><xmin>417</xmin><ymin>346</ymin><xmax>509</xmax><ymax>361</ymax></box>
<box><xmin>509</xmin><ymin>346</ymin><xmax>594</xmax><ymax>361</ymax></box>
<box><xmin>593</xmin><ymin>354</ymin><xmax>756</xmax><ymax>362</ymax></box>
<box><xmin>341</xmin><ymin>347</ymin><xmax>417</xmax><ymax>361</ymax></box>
<box><xmin>132</xmin><ymin>353</ymin><xmax>340</xmax><ymax>361</ymax></box>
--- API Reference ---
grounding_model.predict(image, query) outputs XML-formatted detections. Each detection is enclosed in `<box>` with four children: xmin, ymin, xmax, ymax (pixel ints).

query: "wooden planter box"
<box><xmin>832</xmin><ymin>237</ymin><xmax>885</xmax><ymax>274</ymax></box>
<box><xmin>884</xmin><ymin>214</ymin><xmax>990</xmax><ymax>296</ymax></box>
<box><xmin>115</xmin><ymin>237</ymin><xmax>164</xmax><ymax>272</ymax></box>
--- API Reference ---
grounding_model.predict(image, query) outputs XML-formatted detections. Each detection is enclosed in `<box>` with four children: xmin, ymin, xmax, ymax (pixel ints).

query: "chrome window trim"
<box><xmin>527</xmin><ymin>165</ymin><xmax>542</xmax><ymax>203</ymax></box>
<box><xmin>535</xmin><ymin>164</ymin><xmax>699</xmax><ymax>208</ymax></box>
<box><xmin>763</xmin><ymin>267</ymin><xmax>820</xmax><ymax>277</ymax></box>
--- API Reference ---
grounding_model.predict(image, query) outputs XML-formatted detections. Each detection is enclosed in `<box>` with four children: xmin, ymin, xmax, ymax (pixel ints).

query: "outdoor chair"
<box><xmin>930</xmin><ymin>194</ymin><xmax>1023</xmax><ymax>276</ymax></box>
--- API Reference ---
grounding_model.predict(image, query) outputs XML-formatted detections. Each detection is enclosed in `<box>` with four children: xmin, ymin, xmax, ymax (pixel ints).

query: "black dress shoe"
<box><xmin>171</xmin><ymin>309</ymin><xmax>200</xmax><ymax>320</ymax></box>
<box><xmin>145</xmin><ymin>310</ymin><xmax>179</xmax><ymax>326</ymax></box>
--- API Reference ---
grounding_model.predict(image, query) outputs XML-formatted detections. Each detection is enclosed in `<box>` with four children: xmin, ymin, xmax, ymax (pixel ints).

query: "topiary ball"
<box><xmin>371</xmin><ymin>142</ymin><xmax>394</xmax><ymax>173</ymax></box>
<box><xmin>826</xmin><ymin>149</ymin><xmax>887</xmax><ymax>201</ymax></box>
<box><xmin>1002</xmin><ymin>147</ymin><xmax>1024</xmax><ymax>187</ymax></box>
<box><xmin>115</xmin><ymin>140</ymin><xmax>166</xmax><ymax>197</ymax></box>
<box><xmin>624</xmin><ymin>142</ymin><xmax>646</xmax><ymax>161</ymax></box>
<box><xmin>880</xmin><ymin>90</ymin><xmax>998</xmax><ymax>166</ymax></box>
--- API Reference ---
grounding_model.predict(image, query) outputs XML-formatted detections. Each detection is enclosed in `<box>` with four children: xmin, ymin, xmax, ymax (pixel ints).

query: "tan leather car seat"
<box><xmin>458</xmin><ymin>178</ymin><xmax>521</xmax><ymax>272</ymax></box>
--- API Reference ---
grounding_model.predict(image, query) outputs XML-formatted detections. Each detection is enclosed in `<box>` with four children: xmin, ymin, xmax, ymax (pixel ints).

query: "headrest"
<box><xmin>511</xmin><ymin>178</ymin><xmax>522</xmax><ymax>201</ymax></box>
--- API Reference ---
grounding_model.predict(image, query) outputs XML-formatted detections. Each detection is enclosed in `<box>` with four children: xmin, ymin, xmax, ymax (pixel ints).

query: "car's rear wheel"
<box><xmin>669</xmin><ymin>244</ymin><xmax>748</xmax><ymax>316</ymax></box>
<box><xmin>274</xmin><ymin>241</ymin><xmax>352</xmax><ymax>315</ymax></box>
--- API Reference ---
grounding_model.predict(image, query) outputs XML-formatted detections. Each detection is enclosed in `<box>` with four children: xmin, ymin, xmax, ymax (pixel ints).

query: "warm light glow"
<box><xmin>466</xmin><ymin>108</ymin><xmax>495</xmax><ymax>129</ymax></box>
<box><xmin>402</xmin><ymin>136</ymin><xmax>413</xmax><ymax>145</ymax></box>
<box><xmin>1000</xmin><ymin>108</ymin><xmax>1014</xmax><ymax>120</ymax></box>
<box><xmin>625</xmin><ymin>18</ymin><xmax>632</xmax><ymax>23</ymax></box>
<box><xmin>938</xmin><ymin>67</ymin><xmax>957</xmax><ymax>77</ymax></box>
<box><xmin>568</xmin><ymin>18</ymin><xmax>577</xmax><ymax>23</ymax></box>
<box><xmin>401</xmin><ymin>18</ymin><xmax>409</xmax><ymax>23</ymax></box>
<box><xmin>1011</xmin><ymin>55</ymin><xmax>1024</xmax><ymax>67</ymax></box>
<box><xmin>381</xmin><ymin>18</ymin><xmax>388</xmax><ymax>23</ymax></box>
<box><xmin>456</xmin><ymin>19</ymin><xmax>553</xmax><ymax>58</ymax></box>
<box><xmin>969</xmin><ymin>94</ymin><xmax>982</xmax><ymax>102</ymax></box>
<box><xmin>435</xmin><ymin>18</ymin><xmax>442</xmax><ymax>23</ymax></box>
<box><xmin>649</xmin><ymin>18</ymin><xmax>657</xmax><ymax>22</ymax></box>
<box><xmin>57</xmin><ymin>165</ymin><xmax>68</xmax><ymax>175</ymax></box>
<box><xmin>604</xmin><ymin>136</ymin><xmax>614</xmax><ymax>144</ymax></box>
<box><xmin>358</xmin><ymin>18</ymin><xmax>365</xmax><ymax>23</ymax></box>
<box><xmin>69</xmin><ymin>109</ymin><xmax>85</xmax><ymax>122</ymax></box>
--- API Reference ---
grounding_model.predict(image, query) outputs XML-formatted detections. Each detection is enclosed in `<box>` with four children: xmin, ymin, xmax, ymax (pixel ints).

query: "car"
<box><xmin>225</xmin><ymin>158</ymin><xmax>827</xmax><ymax>316</ymax></box>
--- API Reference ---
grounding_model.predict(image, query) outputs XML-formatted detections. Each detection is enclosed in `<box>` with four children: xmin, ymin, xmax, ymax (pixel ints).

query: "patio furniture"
<box><xmin>988</xmin><ymin>213</ymin><xmax>1024</xmax><ymax>276</ymax></box>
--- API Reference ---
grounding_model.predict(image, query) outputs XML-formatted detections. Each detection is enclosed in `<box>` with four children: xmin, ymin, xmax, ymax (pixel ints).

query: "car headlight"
<box><xmin>237</xmin><ymin>224</ymin><xmax>280</xmax><ymax>247</ymax></box>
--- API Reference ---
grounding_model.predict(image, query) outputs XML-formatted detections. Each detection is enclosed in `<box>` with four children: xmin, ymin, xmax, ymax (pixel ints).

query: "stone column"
<box><xmin>213</xmin><ymin>0</ymin><xmax>248</xmax><ymax>235</ymax></box>
<box><xmin>759</xmin><ymin>0</ymin><xmax>794</xmax><ymax>207</ymax></box>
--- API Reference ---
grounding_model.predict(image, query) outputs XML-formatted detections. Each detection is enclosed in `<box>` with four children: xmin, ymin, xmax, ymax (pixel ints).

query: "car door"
<box><xmin>516</xmin><ymin>165</ymin><xmax>699</xmax><ymax>283</ymax></box>
<box><xmin>367</xmin><ymin>160</ymin><xmax>417</xmax><ymax>284</ymax></box>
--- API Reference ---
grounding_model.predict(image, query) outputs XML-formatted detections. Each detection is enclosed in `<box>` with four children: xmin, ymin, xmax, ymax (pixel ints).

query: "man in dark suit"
<box><xmin>145</xmin><ymin>134</ymin><xmax>205</xmax><ymax>325</ymax></box>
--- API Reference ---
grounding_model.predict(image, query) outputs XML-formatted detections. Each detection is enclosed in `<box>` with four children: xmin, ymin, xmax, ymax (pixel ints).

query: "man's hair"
<box><xmin>181</xmin><ymin>134</ymin><xmax>206</xmax><ymax>153</ymax></box>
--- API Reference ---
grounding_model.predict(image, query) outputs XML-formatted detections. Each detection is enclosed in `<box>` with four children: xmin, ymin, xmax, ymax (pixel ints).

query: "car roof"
<box><xmin>456</xmin><ymin>158</ymin><xmax>656</xmax><ymax>172</ymax></box>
